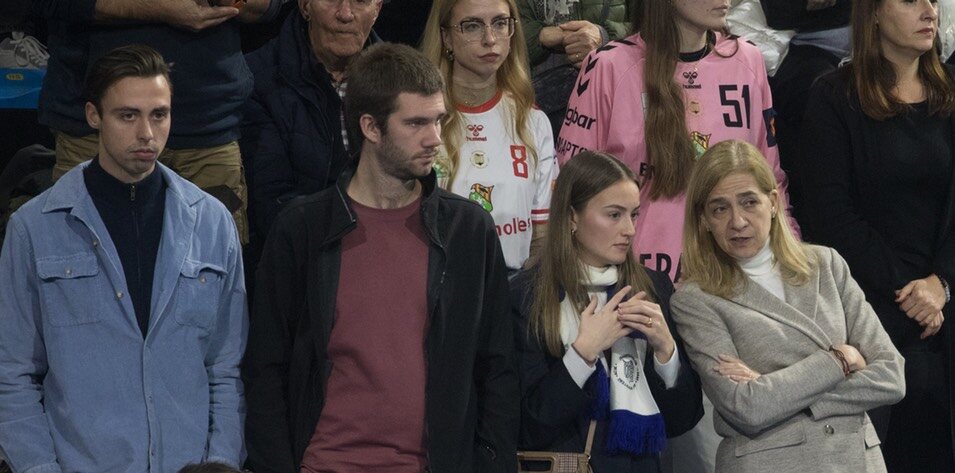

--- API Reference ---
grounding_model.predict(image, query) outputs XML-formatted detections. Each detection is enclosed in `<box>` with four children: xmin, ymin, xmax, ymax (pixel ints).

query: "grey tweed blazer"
<box><xmin>671</xmin><ymin>245</ymin><xmax>905</xmax><ymax>473</ymax></box>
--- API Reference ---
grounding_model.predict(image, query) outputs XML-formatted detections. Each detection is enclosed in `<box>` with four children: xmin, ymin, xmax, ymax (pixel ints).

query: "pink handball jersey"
<box><xmin>557</xmin><ymin>32</ymin><xmax>798</xmax><ymax>281</ymax></box>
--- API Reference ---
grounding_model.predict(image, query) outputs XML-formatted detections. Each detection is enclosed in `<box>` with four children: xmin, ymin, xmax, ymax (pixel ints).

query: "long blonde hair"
<box><xmin>531</xmin><ymin>151</ymin><xmax>657</xmax><ymax>357</ymax></box>
<box><xmin>681</xmin><ymin>140</ymin><xmax>812</xmax><ymax>298</ymax></box>
<box><xmin>632</xmin><ymin>0</ymin><xmax>736</xmax><ymax>200</ymax></box>
<box><xmin>420</xmin><ymin>0</ymin><xmax>538</xmax><ymax>187</ymax></box>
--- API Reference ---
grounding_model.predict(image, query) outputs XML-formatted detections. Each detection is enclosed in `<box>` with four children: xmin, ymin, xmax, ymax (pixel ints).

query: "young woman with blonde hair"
<box><xmin>422</xmin><ymin>0</ymin><xmax>558</xmax><ymax>271</ymax></box>
<box><xmin>512</xmin><ymin>151</ymin><xmax>702</xmax><ymax>472</ymax></box>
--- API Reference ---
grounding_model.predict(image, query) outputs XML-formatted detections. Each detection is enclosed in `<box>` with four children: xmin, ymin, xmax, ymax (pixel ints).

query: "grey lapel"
<box><xmin>729</xmin><ymin>273</ymin><xmax>832</xmax><ymax>350</ymax></box>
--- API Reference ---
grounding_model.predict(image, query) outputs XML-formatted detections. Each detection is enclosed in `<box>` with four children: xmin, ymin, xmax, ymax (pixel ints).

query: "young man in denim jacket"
<box><xmin>0</xmin><ymin>45</ymin><xmax>248</xmax><ymax>473</ymax></box>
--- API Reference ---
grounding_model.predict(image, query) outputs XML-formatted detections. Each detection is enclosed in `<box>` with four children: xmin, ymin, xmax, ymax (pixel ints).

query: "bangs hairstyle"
<box><xmin>850</xmin><ymin>0</ymin><xmax>955</xmax><ymax>120</ymax></box>
<box><xmin>84</xmin><ymin>44</ymin><xmax>171</xmax><ymax>113</ymax></box>
<box><xmin>420</xmin><ymin>0</ymin><xmax>538</xmax><ymax>188</ymax></box>
<box><xmin>632</xmin><ymin>0</ymin><xmax>736</xmax><ymax>200</ymax></box>
<box><xmin>344</xmin><ymin>42</ymin><xmax>446</xmax><ymax>155</ymax></box>
<box><xmin>681</xmin><ymin>140</ymin><xmax>811</xmax><ymax>298</ymax></box>
<box><xmin>530</xmin><ymin>151</ymin><xmax>657</xmax><ymax>357</ymax></box>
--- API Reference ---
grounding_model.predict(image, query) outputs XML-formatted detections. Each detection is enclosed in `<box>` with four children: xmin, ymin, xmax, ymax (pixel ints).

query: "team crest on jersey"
<box><xmin>466</xmin><ymin>124</ymin><xmax>487</xmax><ymax>142</ymax></box>
<box><xmin>613</xmin><ymin>354</ymin><xmax>640</xmax><ymax>389</ymax></box>
<box><xmin>688</xmin><ymin>100</ymin><xmax>702</xmax><ymax>116</ymax></box>
<box><xmin>469</xmin><ymin>183</ymin><xmax>494</xmax><ymax>212</ymax></box>
<box><xmin>690</xmin><ymin>131</ymin><xmax>711</xmax><ymax>158</ymax></box>
<box><xmin>470</xmin><ymin>151</ymin><xmax>488</xmax><ymax>168</ymax></box>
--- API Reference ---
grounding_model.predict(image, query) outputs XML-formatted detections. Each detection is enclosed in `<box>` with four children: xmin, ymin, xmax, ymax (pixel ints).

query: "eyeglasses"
<box><xmin>444</xmin><ymin>17</ymin><xmax>516</xmax><ymax>43</ymax></box>
<box><xmin>315</xmin><ymin>0</ymin><xmax>379</xmax><ymax>10</ymax></box>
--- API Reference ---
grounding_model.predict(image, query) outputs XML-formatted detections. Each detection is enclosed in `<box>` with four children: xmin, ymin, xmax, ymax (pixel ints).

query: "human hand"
<box><xmin>833</xmin><ymin>344</ymin><xmax>867</xmax><ymax>372</ymax></box>
<box><xmin>920</xmin><ymin>311</ymin><xmax>945</xmax><ymax>339</ymax></box>
<box><xmin>896</xmin><ymin>275</ymin><xmax>947</xmax><ymax>324</ymax></box>
<box><xmin>539</xmin><ymin>26</ymin><xmax>566</xmax><ymax>50</ymax></box>
<box><xmin>560</xmin><ymin>20</ymin><xmax>601</xmax><ymax>67</ymax></box>
<box><xmin>162</xmin><ymin>0</ymin><xmax>239</xmax><ymax>31</ymax></box>
<box><xmin>616</xmin><ymin>291</ymin><xmax>675</xmax><ymax>363</ymax></box>
<box><xmin>806</xmin><ymin>0</ymin><xmax>837</xmax><ymax>11</ymax></box>
<box><xmin>714</xmin><ymin>354</ymin><xmax>760</xmax><ymax>383</ymax></box>
<box><xmin>572</xmin><ymin>286</ymin><xmax>633</xmax><ymax>364</ymax></box>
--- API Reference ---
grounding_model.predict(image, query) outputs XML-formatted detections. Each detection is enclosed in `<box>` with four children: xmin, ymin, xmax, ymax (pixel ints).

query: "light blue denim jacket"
<box><xmin>0</xmin><ymin>162</ymin><xmax>248</xmax><ymax>473</ymax></box>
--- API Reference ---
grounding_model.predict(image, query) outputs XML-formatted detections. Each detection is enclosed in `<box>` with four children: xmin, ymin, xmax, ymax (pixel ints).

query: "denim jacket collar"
<box><xmin>41</xmin><ymin>161</ymin><xmax>204</xmax><ymax>215</ymax></box>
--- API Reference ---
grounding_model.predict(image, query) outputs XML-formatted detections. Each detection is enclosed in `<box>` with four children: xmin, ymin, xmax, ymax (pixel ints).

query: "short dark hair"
<box><xmin>344</xmin><ymin>42</ymin><xmax>445</xmax><ymax>153</ymax></box>
<box><xmin>176</xmin><ymin>462</ymin><xmax>242</xmax><ymax>473</ymax></box>
<box><xmin>83</xmin><ymin>44</ymin><xmax>172</xmax><ymax>113</ymax></box>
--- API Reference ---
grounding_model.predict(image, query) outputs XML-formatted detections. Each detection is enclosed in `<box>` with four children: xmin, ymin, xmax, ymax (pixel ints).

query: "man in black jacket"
<box><xmin>242</xmin><ymin>42</ymin><xmax>519</xmax><ymax>473</ymax></box>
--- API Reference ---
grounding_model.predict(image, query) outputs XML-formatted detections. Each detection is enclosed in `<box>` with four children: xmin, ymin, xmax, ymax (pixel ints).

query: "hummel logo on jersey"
<box><xmin>682</xmin><ymin>70</ymin><xmax>701</xmax><ymax>89</ymax></box>
<box><xmin>466</xmin><ymin>124</ymin><xmax>487</xmax><ymax>142</ymax></box>
<box><xmin>575</xmin><ymin>56</ymin><xmax>600</xmax><ymax>97</ymax></box>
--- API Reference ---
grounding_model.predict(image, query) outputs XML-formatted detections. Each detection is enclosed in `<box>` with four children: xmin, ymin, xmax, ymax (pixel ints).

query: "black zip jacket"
<box><xmin>242</xmin><ymin>166</ymin><xmax>519</xmax><ymax>472</ymax></box>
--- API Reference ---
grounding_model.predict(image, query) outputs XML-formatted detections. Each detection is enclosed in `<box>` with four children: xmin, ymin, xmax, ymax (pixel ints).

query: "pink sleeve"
<box><xmin>556</xmin><ymin>50</ymin><xmax>612</xmax><ymax>166</ymax></box>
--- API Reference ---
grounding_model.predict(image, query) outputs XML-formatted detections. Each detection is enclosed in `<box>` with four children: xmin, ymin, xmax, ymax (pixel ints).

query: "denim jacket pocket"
<box><xmin>36</xmin><ymin>253</ymin><xmax>103</xmax><ymax>326</ymax></box>
<box><xmin>174</xmin><ymin>259</ymin><xmax>228</xmax><ymax>329</ymax></box>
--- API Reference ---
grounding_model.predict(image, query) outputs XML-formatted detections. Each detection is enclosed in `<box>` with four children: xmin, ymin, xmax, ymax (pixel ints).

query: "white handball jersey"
<box><xmin>436</xmin><ymin>92</ymin><xmax>558</xmax><ymax>270</ymax></box>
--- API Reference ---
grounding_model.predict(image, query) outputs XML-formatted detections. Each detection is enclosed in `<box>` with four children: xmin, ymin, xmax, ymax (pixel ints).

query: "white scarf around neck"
<box><xmin>557</xmin><ymin>264</ymin><xmax>667</xmax><ymax>455</ymax></box>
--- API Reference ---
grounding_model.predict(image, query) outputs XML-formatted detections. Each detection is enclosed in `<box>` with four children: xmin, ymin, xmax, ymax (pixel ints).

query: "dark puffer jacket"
<box><xmin>240</xmin><ymin>12</ymin><xmax>375</xmax><ymax>239</ymax></box>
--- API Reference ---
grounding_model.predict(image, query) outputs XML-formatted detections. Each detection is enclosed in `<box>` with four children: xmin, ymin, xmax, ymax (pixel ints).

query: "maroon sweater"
<box><xmin>301</xmin><ymin>198</ymin><xmax>430</xmax><ymax>472</ymax></box>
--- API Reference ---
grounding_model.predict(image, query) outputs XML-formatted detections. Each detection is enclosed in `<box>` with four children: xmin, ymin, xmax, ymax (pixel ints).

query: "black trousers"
<box><xmin>882</xmin><ymin>347</ymin><xmax>954</xmax><ymax>472</ymax></box>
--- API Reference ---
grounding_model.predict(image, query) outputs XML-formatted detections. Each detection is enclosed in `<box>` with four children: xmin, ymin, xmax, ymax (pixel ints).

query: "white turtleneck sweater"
<box><xmin>562</xmin><ymin>264</ymin><xmax>681</xmax><ymax>389</ymax></box>
<box><xmin>738</xmin><ymin>241</ymin><xmax>785</xmax><ymax>301</ymax></box>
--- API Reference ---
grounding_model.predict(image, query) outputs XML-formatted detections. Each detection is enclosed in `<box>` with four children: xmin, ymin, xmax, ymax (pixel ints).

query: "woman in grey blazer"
<box><xmin>669</xmin><ymin>140</ymin><xmax>906</xmax><ymax>473</ymax></box>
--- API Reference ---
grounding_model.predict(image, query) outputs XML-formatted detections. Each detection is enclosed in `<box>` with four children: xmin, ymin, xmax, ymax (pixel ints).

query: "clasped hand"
<box><xmin>896</xmin><ymin>275</ymin><xmax>947</xmax><ymax>339</ymax></box>
<box><xmin>572</xmin><ymin>286</ymin><xmax>676</xmax><ymax>366</ymax></box>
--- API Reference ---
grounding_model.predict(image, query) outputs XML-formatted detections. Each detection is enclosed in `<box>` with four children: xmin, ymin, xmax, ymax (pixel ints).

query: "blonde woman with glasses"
<box><xmin>422</xmin><ymin>0</ymin><xmax>558</xmax><ymax>272</ymax></box>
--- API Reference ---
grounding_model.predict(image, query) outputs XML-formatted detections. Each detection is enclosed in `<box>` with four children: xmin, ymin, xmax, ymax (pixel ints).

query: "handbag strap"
<box><xmin>582</xmin><ymin>419</ymin><xmax>598</xmax><ymax>457</ymax></box>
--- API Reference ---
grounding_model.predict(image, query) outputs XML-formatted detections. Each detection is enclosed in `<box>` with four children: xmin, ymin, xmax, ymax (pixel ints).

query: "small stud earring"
<box><xmin>445</xmin><ymin>48</ymin><xmax>454</xmax><ymax>62</ymax></box>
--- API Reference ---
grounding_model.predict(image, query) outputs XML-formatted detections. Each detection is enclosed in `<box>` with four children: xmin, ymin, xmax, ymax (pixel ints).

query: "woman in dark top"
<box><xmin>797</xmin><ymin>0</ymin><xmax>955</xmax><ymax>471</ymax></box>
<box><xmin>511</xmin><ymin>151</ymin><xmax>702</xmax><ymax>472</ymax></box>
